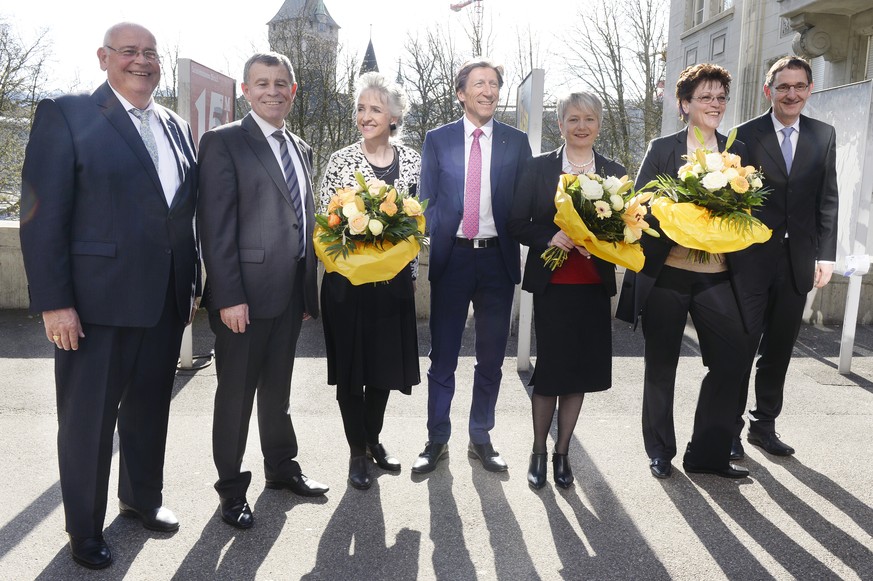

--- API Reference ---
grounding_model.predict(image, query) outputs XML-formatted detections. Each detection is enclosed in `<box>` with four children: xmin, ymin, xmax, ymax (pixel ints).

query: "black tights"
<box><xmin>336</xmin><ymin>387</ymin><xmax>391</xmax><ymax>457</ymax></box>
<box><xmin>531</xmin><ymin>393</ymin><xmax>585</xmax><ymax>455</ymax></box>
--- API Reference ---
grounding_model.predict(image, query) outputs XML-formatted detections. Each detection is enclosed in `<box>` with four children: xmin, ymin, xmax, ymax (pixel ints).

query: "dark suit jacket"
<box><xmin>19</xmin><ymin>82</ymin><xmax>199</xmax><ymax>326</ymax></box>
<box><xmin>615</xmin><ymin>128</ymin><xmax>753</xmax><ymax>331</ymax></box>
<box><xmin>731</xmin><ymin>110</ymin><xmax>839</xmax><ymax>297</ymax></box>
<box><xmin>420</xmin><ymin>117</ymin><xmax>532</xmax><ymax>283</ymax></box>
<box><xmin>198</xmin><ymin>113</ymin><xmax>319</xmax><ymax>319</ymax></box>
<box><xmin>507</xmin><ymin>146</ymin><xmax>623</xmax><ymax>296</ymax></box>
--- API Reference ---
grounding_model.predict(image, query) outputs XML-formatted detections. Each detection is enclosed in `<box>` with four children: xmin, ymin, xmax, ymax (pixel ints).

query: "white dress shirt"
<box><xmin>250</xmin><ymin>111</ymin><xmax>308</xmax><ymax>239</ymax></box>
<box><xmin>110</xmin><ymin>84</ymin><xmax>180</xmax><ymax>206</ymax></box>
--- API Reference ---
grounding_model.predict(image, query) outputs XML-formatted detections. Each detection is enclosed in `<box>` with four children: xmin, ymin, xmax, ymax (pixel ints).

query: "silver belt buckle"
<box><xmin>473</xmin><ymin>238</ymin><xmax>486</xmax><ymax>249</ymax></box>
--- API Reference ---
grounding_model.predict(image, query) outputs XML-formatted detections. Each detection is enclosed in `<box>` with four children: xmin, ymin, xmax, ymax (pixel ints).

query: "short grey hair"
<box><xmin>455</xmin><ymin>57</ymin><xmax>504</xmax><ymax>108</ymax></box>
<box><xmin>355</xmin><ymin>71</ymin><xmax>409</xmax><ymax>138</ymax></box>
<box><xmin>243</xmin><ymin>52</ymin><xmax>296</xmax><ymax>85</ymax></box>
<box><xmin>556</xmin><ymin>91</ymin><xmax>603</xmax><ymax>125</ymax></box>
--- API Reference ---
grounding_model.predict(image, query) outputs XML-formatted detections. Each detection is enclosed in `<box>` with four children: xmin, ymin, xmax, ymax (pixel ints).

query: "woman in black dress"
<box><xmin>508</xmin><ymin>92</ymin><xmax>622</xmax><ymax>489</ymax></box>
<box><xmin>318</xmin><ymin>72</ymin><xmax>421</xmax><ymax>490</ymax></box>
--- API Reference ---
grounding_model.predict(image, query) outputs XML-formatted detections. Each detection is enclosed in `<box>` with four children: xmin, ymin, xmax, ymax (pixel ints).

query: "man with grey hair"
<box><xmin>198</xmin><ymin>52</ymin><xmax>328</xmax><ymax>530</ymax></box>
<box><xmin>413</xmin><ymin>57</ymin><xmax>532</xmax><ymax>474</ymax></box>
<box><xmin>19</xmin><ymin>22</ymin><xmax>199</xmax><ymax>569</ymax></box>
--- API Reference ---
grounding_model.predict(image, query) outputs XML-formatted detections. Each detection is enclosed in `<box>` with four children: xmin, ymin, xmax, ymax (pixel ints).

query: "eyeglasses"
<box><xmin>772</xmin><ymin>83</ymin><xmax>810</xmax><ymax>94</ymax></box>
<box><xmin>104</xmin><ymin>45</ymin><xmax>160</xmax><ymax>63</ymax></box>
<box><xmin>691</xmin><ymin>95</ymin><xmax>729</xmax><ymax>105</ymax></box>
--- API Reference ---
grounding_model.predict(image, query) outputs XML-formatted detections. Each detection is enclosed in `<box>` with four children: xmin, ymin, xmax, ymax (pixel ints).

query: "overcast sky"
<box><xmin>4</xmin><ymin>0</ymin><xmax>573</xmax><ymax>92</ymax></box>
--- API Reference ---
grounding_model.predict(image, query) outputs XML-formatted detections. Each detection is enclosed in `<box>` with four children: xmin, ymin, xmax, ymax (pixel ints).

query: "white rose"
<box><xmin>580</xmin><ymin>179</ymin><xmax>604</xmax><ymax>200</ymax></box>
<box><xmin>750</xmin><ymin>176</ymin><xmax>763</xmax><ymax>189</ymax></box>
<box><xmin>348</xmin><ymin>213</ymin><xmax>369</xmax><ymax>235</ymax></box>
<box><xmin>368</xmin><ymin>219</ymin><xmax>384</xmax><ymax>236</ymax></box>
<box><xmin>609</xmin><ymin>194</ymin><xmax>624</xmax><ymax>212</ymax></box>
<box><xmin>722</xmin><ymin>168</ymin><xmax>739</xmax><ymax>182</ymax></box>
<box><xmin>701</xmin><ymin>171</ymin><xmax>729</xmax><ymax>191</ymax></box>
<box><xmin>704</xmin><ymin>152</ymin><xmax>724</xmax><ymax>171</ymax></box>
<box><xmin>693</xmin><ymin>164</ymin><xmax>704</xmax><ymax>175</ymax></box>
<box><xmin>342</xmin><ymin>202</ymin><xmax>361</xmax><ymax>218</ymax></box>
<box><xmin>602</xmin><ymin>176</ymin><xmax>623</xmax><ymax>196</ymax></box>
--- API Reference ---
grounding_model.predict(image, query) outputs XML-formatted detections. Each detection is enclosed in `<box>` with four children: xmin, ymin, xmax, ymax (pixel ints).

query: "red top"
<box><xmin>550</xmin><ymin>249</ymin><xmax>602</xmax><ymax>284</ymax></box>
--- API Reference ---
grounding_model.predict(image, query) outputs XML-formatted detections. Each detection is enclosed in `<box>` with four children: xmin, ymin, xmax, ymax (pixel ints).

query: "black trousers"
<box><xmin>210</xmin><ymin>271</ymin><xmax>305</xmax><ymax>499</ymax></box>
<box><xmin>55</xmin><ymin>281</ymin><xmax>184</xmax><ymax>537</ymax></box>
<box><xmin>737</xmin><ymin>242</ymin><xmax>806</xmax><ymax>435</ymax></box>
<box><xmin>336</xmin><ymin>387</ymin><xmax>391</xmax><ymax>456</ymax></box>
<box><xmin>641</xmin><ymin>266</ymin><xmax>749</xmax><ymax>467</ymax></box>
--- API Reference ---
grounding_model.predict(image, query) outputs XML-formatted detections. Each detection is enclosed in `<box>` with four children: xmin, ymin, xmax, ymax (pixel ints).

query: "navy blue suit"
<box><xmin>420</xmin><ymin>117</ymin><xmax>531</xmax><ymax>444</ymax></box>
<box><xmin>19</xmin><ymin>82</ymin><xmax>199</xmax><ymax>536</ymax></box>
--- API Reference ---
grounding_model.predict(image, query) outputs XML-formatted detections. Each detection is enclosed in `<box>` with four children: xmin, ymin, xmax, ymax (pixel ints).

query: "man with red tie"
<box><xmin>413</xmin><ymin>58</ymin><xmax>532</xmax><ymax>474</ymax></box>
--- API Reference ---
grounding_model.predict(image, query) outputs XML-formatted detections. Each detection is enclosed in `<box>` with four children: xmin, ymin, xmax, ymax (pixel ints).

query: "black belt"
<box><xmin>454</xmin><ymin>237</ymin><xmax>499</xmax><ymax>249</ymax></box>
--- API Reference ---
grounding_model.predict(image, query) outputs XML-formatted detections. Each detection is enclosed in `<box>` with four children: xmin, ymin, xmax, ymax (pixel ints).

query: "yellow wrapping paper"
<box><xmin>650</xmin><ymin>197</ymin><xmax>771</xmax><ymax>253</ymax></box>
<box><xmin>314</xmin><ymin>216</ymin><xmax>425</xmax><ymax>285</ymax></box>
<box><xmin>553</xmin><ymin>183</ymin><xmax>646</xmax><ymax>272</ymax></box>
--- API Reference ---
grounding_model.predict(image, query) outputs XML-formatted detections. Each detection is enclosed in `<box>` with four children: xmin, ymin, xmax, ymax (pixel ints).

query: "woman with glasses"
<box><xmin>616</xmin><ymin>63</ymin><xmax>752</xmax><ymax>480</ymax></box>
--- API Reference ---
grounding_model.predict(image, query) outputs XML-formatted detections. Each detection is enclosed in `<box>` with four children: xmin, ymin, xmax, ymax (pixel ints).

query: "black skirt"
<box><xmin>531</xmin><ymin>283</ymin><xmax>612</xmax><ymax>396</ymax></box>
<box><xmin>321</xmin><ymin>266</ymin><xmax>420</xmax><ymax>396</ymax></box>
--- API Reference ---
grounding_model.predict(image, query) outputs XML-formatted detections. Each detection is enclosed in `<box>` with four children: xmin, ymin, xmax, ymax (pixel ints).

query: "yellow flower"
<box><xmin>721</xmin><ymin>152</ymin><xmax>742</xmax><ymax>169</ymax></box>
<box><xmin>380</xmin><ymin>200</ymin><xmax>398</xmax><ymax>216</ymax></box>
<box><xmin>337</xmin><ymin>187</ymin><xmax>357</xmax><ymax>205</ymax></box>
<box><xmin>327</xmin><ymin>194</ymin><xmax>341</xmax><ymax>214</ymax></box>
<box><xmin>342</xmin><ymin>202</ymin><xmax>361</xmax><ymax>218</ymax></box>
<box><xmin>730</xmin><ymin>176</ymin><xmax>750</xmax><ymax>194</ymax></box>
<box><xmin>403</xmin><ymin>197</ymin><xmax>423</xmax><ymax>216</ymax></box>
<box><xmin>367</xmin><ymin>179</ymin><xmax>388</xmax><ymax>198</ymax></box>
<box><xmin>593</xmin><ymin>200</ymin><xmax>612</xmax><ymax>219</ymax></box>
<box><xmin>348</xmin><ymin>213</ymin><xmax>370</xmax><ymax>235</ymax></box>
<box><xmin>368</xmin><ymin>219</ymin><xmax>384</xmax><ymax>236</ymax></box>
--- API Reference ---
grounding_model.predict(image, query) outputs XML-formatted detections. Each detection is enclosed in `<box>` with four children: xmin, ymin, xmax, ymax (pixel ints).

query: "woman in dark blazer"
<box><xmin>508</xmin><ymin>91</ymin><xmax>623</xmax><ymax>490</ymax></box>
<box><xmin>615</xmin><ymin>63</ymin><xmax>752</xmax><ymax>480</ymax></box>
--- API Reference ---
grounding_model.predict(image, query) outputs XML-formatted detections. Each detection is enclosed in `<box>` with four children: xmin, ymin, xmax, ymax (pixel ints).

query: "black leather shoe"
<box><xmin>118</xmin><ymin>500</ymin><xmax>179</xmax><ymax>532</ymax></box>
<box><xmin>411</xmin><ymin>442</ymin><xmax>448</xmax><ymax>474</ymax></box>
<box><xmin>527</xmin><ymin>453</ymin><xmax>547</xmax><ymax>489</ymax></box>
<box><xmin>748</xmin><ymin>431</ymin><xmax>795</xmax><ymax>456</ymax></box>
<box><xmin>552</xmin><ymin>453</ymin><xmax>574</xmax><ymax>488</ymax></box>
<box><xmin>730</xmin><ymin>437</ymin><xmax>745</xmax><ymax>461</ymax></box>
<box><xmin>265</xmin><ymin>474</ymin><xmax>330</xmax><ymax>497</ymax></box>
<box><xmin>468</xmin><ymin>442</ymin><xmax>508</xmax><ymax>472</ymax></box>
<box><xmin>368</xmin><ymin>443</ymin><xmax>401</xmax><ymax>471</ymax></box>
<box><xmin>69</xmin><ymin>535</ymin><xmax>112</xmax><ymax>569</ymax></box>
<box><xmin>650</xmin><ymin>458</ymin><xmax>672</xmax><ymax>479</ymax></box>
<box><xmin>219</xmin><ymin>496</ymin><xmax>253</xmax><ymax>529</ymax></box>
<box><xmin>348</xmin><ymin>456</ymin><xmax>372</xmax><ymax>490</ymax></box>
<box><xmin>683</xmin><ymin>461</ymin><xmax>750</xmax><ymax>479</ymax></box>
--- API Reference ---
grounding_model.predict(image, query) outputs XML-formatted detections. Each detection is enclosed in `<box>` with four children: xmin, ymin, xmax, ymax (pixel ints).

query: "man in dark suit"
<box><xmin>198</xmin><ymin>52</ymin><xmax>328</xmax><ymax>530</ymax></box>
<box><xmin>412</xmin><ymin>58</ymin><xmax>532</xmax><ymax>474</ymax></box>
<box><xmin>732</xmin><ymin>55</ymin><xmax>839</xmax><ymax>456</ymax></box>
<box><xmin>19</xmin><ymin>23</ymin><xmax>199</xmax><ymax>569</ymax></box>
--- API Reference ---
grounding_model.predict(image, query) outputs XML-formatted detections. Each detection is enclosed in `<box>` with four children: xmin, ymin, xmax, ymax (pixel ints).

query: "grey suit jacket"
<box><xmin>198</xmin><ymin>113</ymin><xmax>319</xmax><ymax>319</ymax></box>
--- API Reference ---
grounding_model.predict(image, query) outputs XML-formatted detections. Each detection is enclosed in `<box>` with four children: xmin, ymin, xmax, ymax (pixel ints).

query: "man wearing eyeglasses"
<box><xmin>19</xmin><ymin>23</ymin><xmax>199</xmax><ymax>569</ymax></box>
<box><xmin>731</xmin><ymin>55</ymin><xmax>839</xmax><ymax>458</ymax></box>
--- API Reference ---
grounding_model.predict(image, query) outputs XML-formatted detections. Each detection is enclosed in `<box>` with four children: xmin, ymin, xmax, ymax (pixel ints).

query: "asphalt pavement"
<box><xmin>0</xmin><ymin>308</ymin><xmax>871</xmax><ymax>580</ymax></box>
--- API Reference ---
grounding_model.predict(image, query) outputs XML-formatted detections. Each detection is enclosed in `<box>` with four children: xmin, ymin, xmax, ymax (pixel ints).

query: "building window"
<box><xmin>867</xmin><ymin>36</ymin><xmax>873</xmax><ymax>80</ymax></box>
<box><xmin>687</xmin><ymin>0</ymin><xmax>733</xmax><ymax>30</ymax></box>
<box><xmin>711</xmin><ymin>33</ymin><xmax>726</xmax><ymax>58</ymax></box>
<box><xmin>686</xmin><ymin>46</ymin><xmax>698</xmax><ymax>67</ymax></box>
<box><xmin>693</xmin><ymin>0</ymin><xmax>705</xmax><ymax>27</ymax></box>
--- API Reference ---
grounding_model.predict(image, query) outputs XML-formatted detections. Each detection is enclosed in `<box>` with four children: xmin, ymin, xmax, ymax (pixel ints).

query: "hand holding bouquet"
<box><xmin>314</xmin><ymin>171</ymin><xmax>428</xmax><ymax>285</ymax></box>
<box><xmin>640</xmin><ymin>127</ymin><xmax>771</xmax><ymax>259</ymax></box>
<box><xmin>542</xmin><ymin>172</ymin><xmax>658</xmax><ymax>272</ymax></box>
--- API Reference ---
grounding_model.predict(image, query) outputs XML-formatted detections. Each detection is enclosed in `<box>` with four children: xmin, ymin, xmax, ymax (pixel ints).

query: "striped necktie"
<box><xmin>272</xmin><ymin>130</ymin><xmax>306</xmax><ymax>258</ymax></box>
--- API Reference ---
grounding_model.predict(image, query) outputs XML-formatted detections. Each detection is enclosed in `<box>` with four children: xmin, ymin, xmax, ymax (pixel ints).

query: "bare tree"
<box><xmin>154</xmin><ymin>42</ymin><xmax>181</xmax><ymax>112</ymax></box>
<box><xmin>400</xmin><ymin>25</ymin><xmax>464</xmax><ymax>151</ymax></box>
<box><xmin>269</xmin><ymin>19</ymin><xmax>359</xmax><ymax>187</ymax></box>
<box><xmin>0</xmin><ymin>20</ymin><xmax>51</xmax><ymax>217</ymax></box>
<box><xmin>563</xmin><ymin>0</ymin><xmax>666</xmax><ymax>176</ymax></box>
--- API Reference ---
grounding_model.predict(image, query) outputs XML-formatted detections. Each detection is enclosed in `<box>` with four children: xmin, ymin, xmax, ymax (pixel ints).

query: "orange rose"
<box><xmin>379</xmin><ymin>201</ymin><xmax>398</xmax><ymax>216</ymax></box>
<box><xmin>327</xmin><ymin>213</ymin><xmax>342</xmax><ymax>228</ymax></box>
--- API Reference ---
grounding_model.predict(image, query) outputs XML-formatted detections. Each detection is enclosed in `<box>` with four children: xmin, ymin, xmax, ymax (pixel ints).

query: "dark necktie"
<box><xmin>463</xmin><ymin>128</ymin><xmax>484</xmax><ymax>239</ymax></box>
<box><xmin>780</xmin><ymin>126</ymin><xmax>795</xmax><ymax>174</ymax></box>
<box><xmin>272</xmin><ymin>130</ymin><xmax>306</xmax><ymax>258</ymax></box>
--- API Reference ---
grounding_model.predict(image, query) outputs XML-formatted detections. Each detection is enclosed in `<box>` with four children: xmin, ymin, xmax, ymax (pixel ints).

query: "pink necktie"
<box><xmin>463</xmin><ymin>128</ymin><xmax>484</xmax><ymax>239</ymax></box>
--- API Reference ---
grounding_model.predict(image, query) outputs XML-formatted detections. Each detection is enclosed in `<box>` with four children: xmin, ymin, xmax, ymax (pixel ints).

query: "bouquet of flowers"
<box><xmin>542</xmin><ymin>172</ymin><xmax>658</xmax><ymax>272</ymax></box>
<box><xmin>641</xmin><ymin>127</ymin><xmax>771</xmax><ymax>260</ymax></box>
<box><xmin>314</xmin><ymin>171</ymin><xmax>428</xmax><ymax>285</ymax></box>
